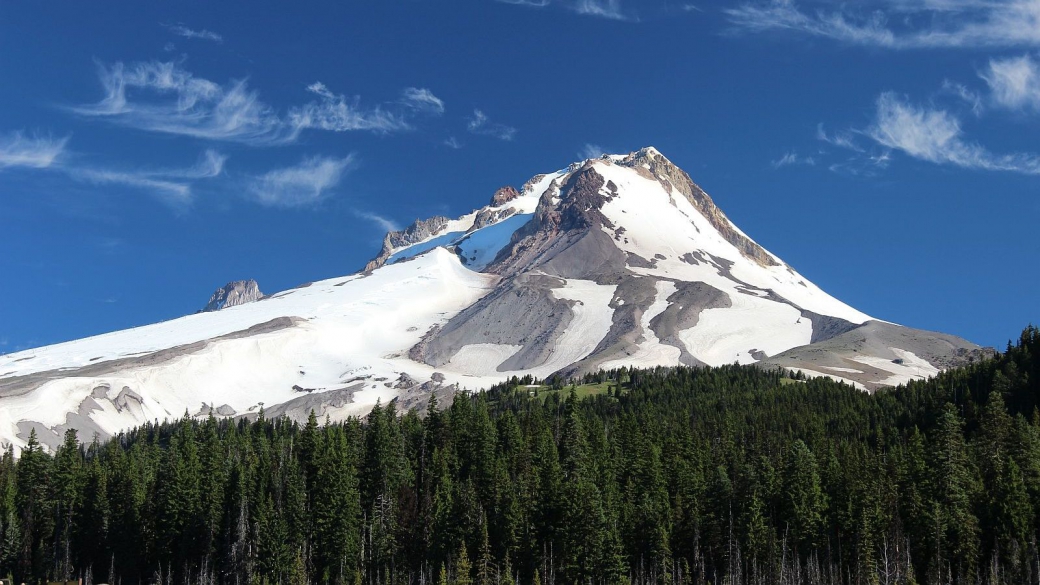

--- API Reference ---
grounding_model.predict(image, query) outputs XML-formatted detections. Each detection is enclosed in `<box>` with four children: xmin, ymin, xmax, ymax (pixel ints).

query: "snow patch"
<box><xmin>448</xmin><ymin>344</ymin><xmax>522</xmax><ymax>376</ymax></box>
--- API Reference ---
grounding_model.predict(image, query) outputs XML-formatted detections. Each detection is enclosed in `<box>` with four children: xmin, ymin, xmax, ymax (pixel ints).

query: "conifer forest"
<box><xmin>2</xmin><ymin>326</ymin><xmax>1040</xmax><ymax>585</ymax></box>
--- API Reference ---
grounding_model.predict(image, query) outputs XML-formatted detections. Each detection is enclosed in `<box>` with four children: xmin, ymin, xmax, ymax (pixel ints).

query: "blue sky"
<box><xmin>1</xmin><ymin>0</ymin><xmax>1038</xmax><ymax>352</ymax></box>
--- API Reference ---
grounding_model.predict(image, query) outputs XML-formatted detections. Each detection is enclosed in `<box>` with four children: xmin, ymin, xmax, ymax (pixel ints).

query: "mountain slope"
<box><xmin>0</xmin><ymin>148</ymin><xmax>983</xmax><ymax>451</ymax></box>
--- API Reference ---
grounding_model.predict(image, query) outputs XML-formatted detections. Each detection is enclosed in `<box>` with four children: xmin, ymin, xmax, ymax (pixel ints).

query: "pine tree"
<box><xmin>781</xmin><ymin>440</ymin><xmax>826</xmax><ymax>554</ymax></box>
<box><xmin>455</xmin><ymin>541</ymin><xmax>472</xmax><ymax>585</ymax></box>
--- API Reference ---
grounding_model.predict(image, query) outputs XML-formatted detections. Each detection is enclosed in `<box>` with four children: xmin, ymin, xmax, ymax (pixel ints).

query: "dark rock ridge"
<box><xmin>365</xmin><ymin>216</ymin><xmax>451</xmax><ymax>272</ymax></box>
<box><xmin>202</xmin><ymin>280</ymin><xmax>264</xmax><ymax>312</ymax></box>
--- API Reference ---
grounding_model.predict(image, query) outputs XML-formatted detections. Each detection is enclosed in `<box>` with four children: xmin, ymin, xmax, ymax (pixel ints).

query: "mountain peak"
<box><xmin>0</xmin><ymin>149</ymin><xmax>982</xmax><ymax>453</ymax></box>
<box><xmin>202</xmin><ymin>280</ymin><xmax>264</xmax><ymax>312</ymax></box>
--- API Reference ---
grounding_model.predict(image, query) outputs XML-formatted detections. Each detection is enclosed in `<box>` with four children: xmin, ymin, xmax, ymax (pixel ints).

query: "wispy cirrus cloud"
<box><xmin>0</xmin><ymin>126</ymin><xmax>224</xmax><ymax>206</ymax></box>
<box><xmin>249</xmin><ymin>155</ymin><xmax>356</xmax><ymax>207</ymax></box>
<box><xmin>443</xmin><ymin>137</ymin><xmax>464</xmax><ymax>149</ymax></box>
<box><xmin>72</xmin><ymin>61</ymin><xmax>292</xmax><ymax>144</ymax></box>
<box><xmin>69</xmin><ymin>149</ymin><xmax>227</xmax><ymax>208</ymax></box>
<box><xmin>289</xmin><ymin>82</ymin><xmax>412</xmax><ymax>134</ymax></box>
<box><xmin>771</xmin><ymin>151</ymin><xmax>816</xmax><ymax>168</ymax></box>
<box><xmin>726</xmin><ymin>0</ymin><xmax>1040</xmax><ymax>49</ymax></box>
<box><xmin>574</xmin><ymin>0</ymin><xmax>630</xmax><ymax>20</ymax></box>
<box><xmin>0</xmin><ymin>132</ymin><xmax>69</xmax><ymax>170</ymax></box>
<box><xmin>496</xmin><ymin>0</ymin><xmax>550</xmax><ymax>6</ymax></box>
<box><xmin>579</xmin><ymin>143</ymin><xmax>608</xmax><ymax>159</ymax></box>
<box><xmin>353</xmin><ymin>209</ymin><xmax>402</xmax><ymax>233</ymax></box>
<box><xmin>164</xmin><ymin>23</ymin><xmax>223</xmax><ymax>43</ymax></box>
<box><xmin>401</xmin><ymin>87</ymin><xmax>445</xmax><ymax>114</ymax></box>
<box><xmin>865</xmin><ymin>92</ymin><xmax>1040</xmax><ymax>174</ymax></box>
<box><xmin>495</xmin><ymin>0</ymin><xmax>632</xmax><ymax>20</ymax></box>
<box><xmin>816</xmin><ymin>124</ymin><xmax>863</xmax><ymax>152</ymax></box>
<box><xmin>72</xmin><ymin>61</ymin><xmax>432</xmax><ymax>144</ymax></box>
<box><xmin>467</xmin><ymin>110</ymin><xmax>517</xmax><ymax>141</ymax></box>
<box><xmin>981</xmin><ymin>54</ymin><xmax>1040</xmax><ymax>112</ymax></box>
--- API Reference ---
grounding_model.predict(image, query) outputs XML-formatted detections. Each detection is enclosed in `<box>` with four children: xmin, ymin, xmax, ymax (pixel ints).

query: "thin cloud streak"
<box><xmin>771</xmin><ymin>151</ymin><xmax>816</xmax><ymax>168</ymax></box>
<box><xmin>353</xmin><ymin>209</ymin><xmax>402</xmax><ymax>233</ymax></box>
<box><xmin>726</xmin><ymin>0</ymin><xmax>1040</xmax><ymax>49</ymax></box>
<box><xmin>467</xmin><ymin>110</ymin><xmax>517</xmax><ymax>141</ymax></box>
<box><xmin>496</xmin><ymin>0</ymin><xmax>633</xmax><ymax>20</ymax></box>
<box><xmin>165</xmin><ymin>24</ymin><xmax>223</xmax><ymax>43</ymax></box>
<box><xmin>249</xmin><ymin>155</ymin><xmax>356</xmax><ymax>208</ymax></box>
<box><xmin>574</xmin><ymin>0</ymin><xmax>630</xmax><ymax>20</ymax></box>
<box><xmin>401</xmin><ymin>88</ymin><xmax>445</xmax><ymax>114</ymax></box>
<box><xmin>496</xmin><ymin>0</ymin><xmax>550</xmax><ymax>5</ymax></box>
<box><xmin>0</xmin><ymin>132</ymin><xmax>69</xmax><ymax>169</ymax></box>
<box><xmin>67</xmin><ymin>149</ymin><xmax>227</xmax><ymax>208</ymax></box>
<box><xmin>579</xmin><ymin>143</ymin><xmax>608</xmax><ymax>159</ymax></box>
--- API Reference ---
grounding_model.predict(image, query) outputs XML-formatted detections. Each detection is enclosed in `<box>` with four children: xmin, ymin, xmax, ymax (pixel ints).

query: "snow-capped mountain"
<box><xmin>0</xmin><ymin>148</ymin><xmax>984</xmax><ymax>451</ymax></box>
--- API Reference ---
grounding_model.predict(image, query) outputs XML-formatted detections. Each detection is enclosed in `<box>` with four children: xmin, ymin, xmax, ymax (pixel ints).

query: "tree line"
<box><xmin>1</xmin><ymin>325</ymin><xmax>1039</xmax><ymax>585</ymax></box>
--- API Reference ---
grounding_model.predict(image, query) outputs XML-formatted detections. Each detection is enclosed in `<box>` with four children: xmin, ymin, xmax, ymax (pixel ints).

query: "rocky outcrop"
<box><xmin>365</xmin><ymin>216</ymin><xmax>452</xmax><ymax>272</ymax></box>
<box><xmin>470</xmin><ymin>207</ymin><xmax>516</xmax><ymax>232</ymax></box>
<box><xmin>202</xmin><ymin>280</ymin><xmax>264</xmax><ymax>312</ymax></box>
<box><xmin>485</xmin><ymin>165</ymin><xmax>624</xmax><ymax>279</ymax></box>
<box><xmin>490</xmin><ymin>186</ymin><xmax>521</xmax><ymax>206</ymax></box>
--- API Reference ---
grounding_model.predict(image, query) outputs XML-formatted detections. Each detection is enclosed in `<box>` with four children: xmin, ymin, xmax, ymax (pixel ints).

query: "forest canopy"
<box><xmin>1</xmin><ymin>326</ymin><xmax>1038</xmax><ymax>585</ymax></box>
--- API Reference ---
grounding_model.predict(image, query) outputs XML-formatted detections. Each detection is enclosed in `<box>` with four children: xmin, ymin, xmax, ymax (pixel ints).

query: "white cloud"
<box><xmin>574</xmin><ymin>0</ymin><xmax>630</xmax><ymax>20</ymax></box>
<box><xmin>816</xmin><ymin>124</ymin><xmax>864</xmax><ymax>151</ymax></box>
<box><xmin>981</xmin><ymin>54</ymin><xmax>1040</xmax><ymax>111</ymax></box>
<box><xmin>73</xmin><ymin>61</ymin><xmax>291</xmax><ymax>145</ymax></box>
<box><xmin>579</xmin><ymin>143</ymin><xmax>608</xmax><ymax>159</ymax></box>
<box><xmin>866</xmin><ymin>92</ymin><xmax>1040</xmax><ymax>173</ymax></box>
<box><xmin>771</xmin><ymin>151</ymin><xmax>816</xmax><ymax>168</ymax></box>
<box><xmin>353</xmin><ymin>209</ymin><xmax>401</xmax><ymax>233</ymax></box>
<box><xmin>249</xmin><ymin>155</ymin><xmax>355</xmax><ymax>207</ymax></box>
<box><xmin>726</xmin><ymin>0</ymin><xmax>1040</xmax><ymax>49</ymax></box>
<box><xmin>69</xmin><ymin>149</ymin><xmax>226</xmax><ymax>208</ymax></box>
<box><xmin>0</xmin><ymin>132</ymin><xmax>68</xmax><ymax>169</ymax></box>
<box><xmin>73</xmin><ymin>61</ymin><xmax>421</xmax><ymax>144</ymax></box>
<box><xmin>288</xmin><ymin>82</ymin><xmax>412</xmax><ymax>134</ymax></box>
<box><xmin>444</xmin><ymin>137</ymin><xmax>463</xmax><ymax>149</ymax></box>
<box><xmin>496</xmin><ymin>0</ymin><xmax>633</xmax><ymax>19</ymax></box>
<box><xmin>401</xmin><ymin>87</ymin><xmax>445</xmax><ymax>114</ymax></box>
<box><xmin>467</xmin><ymin>110</ymin><xmax>517</xmax><ymax>141</ymax></box>
<box><xmin>941</xmin><ymin>79</ymin><xmax>984</xmax><ymax>115</ymax></box>
<box><xmin>165</xmin><ymin>24</ymin><xmax>223</xmax><ymax>43</ymax></box>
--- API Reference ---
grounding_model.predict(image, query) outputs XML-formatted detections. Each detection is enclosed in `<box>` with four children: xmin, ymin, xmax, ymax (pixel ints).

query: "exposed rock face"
<box><xmin>203</xmin><ymin>280</ymin><xmax>264</xmax><ymax>312</ymax></box>
<box><xmin>485</xmin><ymin>165</ymin><xmax>623</xmax><ymax>279</ymax></box>
<box><xmin>470</xmin><ymin>207</ymin><xmax>516</xmax><ymax>232</ymax></box>
<box><xmin>365</xmin><ymin>216</ymin><xmax>451</xmax><ymax>272</ymax></box>
<box><xmin>490</xmin><ymin>186</ymin><xmax>521</xmax><ymax>206</ymax></box>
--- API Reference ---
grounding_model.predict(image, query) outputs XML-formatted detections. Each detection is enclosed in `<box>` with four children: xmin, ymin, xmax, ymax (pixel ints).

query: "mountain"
<box><xmin>0</xmin><ymin>148</ymin><xmax>985</xmax><ymax>451</ymax></box>
<box><xmin>201</xmin><ymin>280</ymin><xmax>264</xmax><ymax>312</ymax></box>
